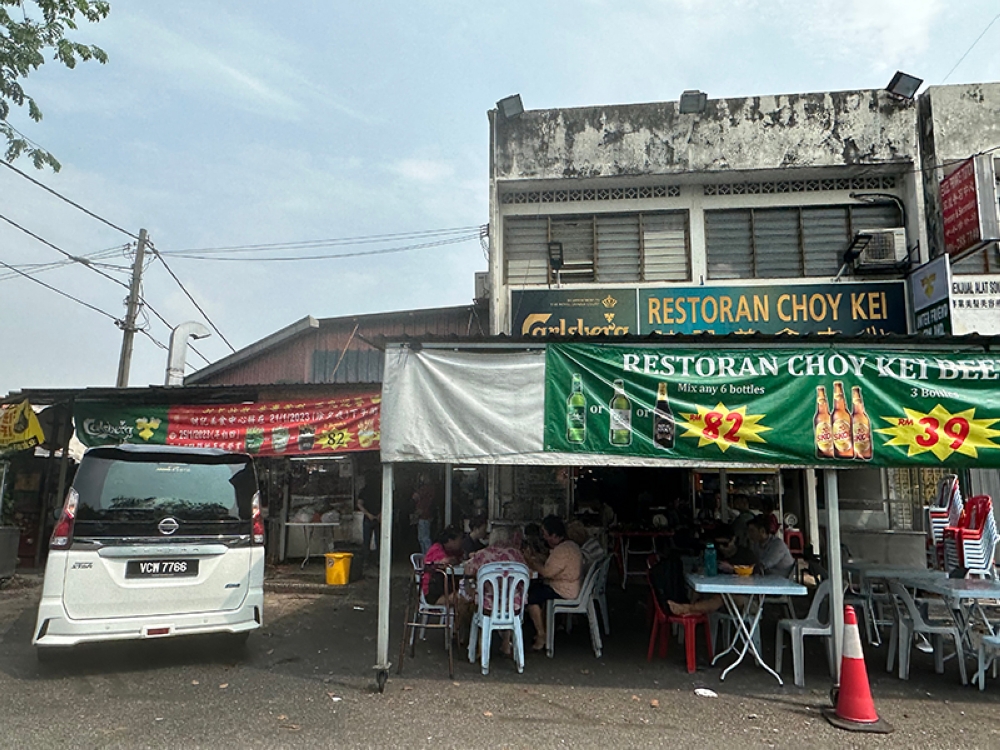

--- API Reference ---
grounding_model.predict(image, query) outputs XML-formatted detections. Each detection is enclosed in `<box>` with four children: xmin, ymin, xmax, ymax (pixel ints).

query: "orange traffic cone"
<box><xmin>823</xmin><ymin>605</ymin><xmax>893</xmax><ymax>734</ymax></box>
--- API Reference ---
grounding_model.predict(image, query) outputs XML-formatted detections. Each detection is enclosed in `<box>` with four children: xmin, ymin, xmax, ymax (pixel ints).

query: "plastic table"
<box><xmin>686</xmin><ymin>572</ymin><xmax>807</xmax><ymax>684</ymax></box>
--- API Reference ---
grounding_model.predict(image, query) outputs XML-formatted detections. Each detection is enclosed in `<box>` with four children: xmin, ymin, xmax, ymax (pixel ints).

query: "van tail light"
<box><xmin>251</xmin><ymin>492</ymin><xmax>265</xmax><ymax>545</ymax></box>
<box><xmin>50</xmin><ymin>488</ymin><xmax>79</xmax><ymax>549</ymax></box>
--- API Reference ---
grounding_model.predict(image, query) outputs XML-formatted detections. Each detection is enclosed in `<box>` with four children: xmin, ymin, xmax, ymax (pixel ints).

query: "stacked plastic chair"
<box><xmin>927</xmin><ymin>475</ymin><xmax>963</xmax><ymax>570</ymax></box>
<box><xmin>942</xmin><ymin>495</ymin><xmax>998</xmax><ymax>577</ymax></box>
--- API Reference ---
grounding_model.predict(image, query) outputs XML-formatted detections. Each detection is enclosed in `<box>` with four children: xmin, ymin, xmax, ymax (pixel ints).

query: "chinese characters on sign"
<box><xmin>940</xmin><ymin>155</ymin><xmax>1000</xmax><ymax>260</ymax></box>
<box><xmin>0</xmin><ymin>401</ymin><xmax>46</xmax><ymax>454</ymax></box>
<box><xmin>74</xmin><ymin>395</ymin><xmax>381</xmax><ymax>455</ymax></box>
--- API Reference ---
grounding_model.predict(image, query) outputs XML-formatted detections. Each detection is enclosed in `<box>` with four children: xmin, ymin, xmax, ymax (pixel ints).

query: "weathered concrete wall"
<box><xmin>495</xmin><ymin>90</ymin><xmax>918</xmax><ymax>180</ymax></box>
<box><xmin>923</xmin><ymin>83</ymin><xmax>1000</xmax><ymax>162</ymax></box>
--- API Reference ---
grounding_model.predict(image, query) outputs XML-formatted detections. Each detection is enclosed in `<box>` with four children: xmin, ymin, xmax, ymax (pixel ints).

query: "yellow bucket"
<box><xmin>325</xmin><ymin>552</ymin><xmax>353</xmax><ymax>585</ymax></box>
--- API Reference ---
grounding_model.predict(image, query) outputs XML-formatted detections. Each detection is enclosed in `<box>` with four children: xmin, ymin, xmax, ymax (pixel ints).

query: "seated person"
<box><xmin>649</xmin><ymin>551</ymin><xmax>690</xmax><ymax>612</ymax></box>
<box><xmin>566</xmin><ymin>520</ymin><xmax>604</xmax><ymax>572</ymax></box>
<box><xmin>727</xmin><ymin>494</ymin><xmax>755</xmax><ymax>547</ymax></box>
<box><xmin>524</xmin><ymin>516</ymin><xmax>582</xmax><ymax>651</ymax></box>
<box><xmin>746</xmin><ymin>515</ymin><xmax>795</xmax><ymax>579</ymax></box>
<box><xmin>461</xmin><ymin>515</ymin><xmax>489</xmax><ymax>557</ymax></box>
<box><xmin>422</xmin><ymin>527</ymin><xmax>464</xmax><ymax>605</ymax></box>
<box><xmin>760</xmin><ymin>497</ymin><xmax>781</xmax><ymax>537</ymax></box>
<box><xmin>464</xmin><ymin>526</ymin><xmax>527</xmax><ymax>657</ymax></box>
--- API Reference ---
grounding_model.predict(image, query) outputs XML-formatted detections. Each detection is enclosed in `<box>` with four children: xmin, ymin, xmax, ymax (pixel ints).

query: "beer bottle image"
<box><xmin>851</xmin><ymin>385</ymin><xmax>873</xmax><ymax>461</ymax></box>
<box><xmin>608</xmin><ymin>378</ymin><xmax>632</xmax><ymax>446</ymax></box>
<box><xmin>652</xmin><ymin>382</ymin><xmax>675</xmax><ymax>450</ymax></box>
<box><xmin>566</xmin><ymin>373</ymin><xmax>587</xmax><ymax>444</ymax></box>
<box><xmin>831</xmin><ymin>381</ymin><xmax>854</xmax><ymax>459</ymax></box>
<box><xmin>814</xmin><ymin>386</ymin><xmax>834</xmax><ymax>459</ymax></box>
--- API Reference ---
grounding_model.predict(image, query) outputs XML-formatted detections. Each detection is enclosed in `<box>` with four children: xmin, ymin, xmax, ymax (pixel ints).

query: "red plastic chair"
<box><xmin>784</xmin><ymin>528</ymin><xmax>805</xmax><ymax>557</ymax></box>
<box><xmin>646</xmin><ymin>569</ymin><xmax>713</xmax><ymax>673</ymax></box>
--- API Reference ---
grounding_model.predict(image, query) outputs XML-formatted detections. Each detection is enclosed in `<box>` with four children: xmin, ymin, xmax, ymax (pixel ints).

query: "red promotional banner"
<box><xmin>166</xmin><ymin>395</ymin><xmax>381</xmax><ymax>456</ymax></box>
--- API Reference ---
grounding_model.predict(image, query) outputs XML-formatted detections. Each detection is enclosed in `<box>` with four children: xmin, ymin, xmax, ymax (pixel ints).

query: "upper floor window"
<box><xmin>503</xmin><ymin>211</ymin><xmax>689</xmax><ymax>285</ymax></box>
<box><xmin>705</xmin><ymin>203</ymin><xmax>902</xmax><ymax>279</ymax></box>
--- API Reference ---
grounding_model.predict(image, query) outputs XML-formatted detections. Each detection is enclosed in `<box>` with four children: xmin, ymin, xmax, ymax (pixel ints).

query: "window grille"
<box><xmin>504</xmin><ymin>211</ymin><xmax>689</xmax><ymax>285</ymax></box>
<box><xmin>705</xmin><ymin>204</ymin><xmax>901</xmax><ymax>280</ymax></box>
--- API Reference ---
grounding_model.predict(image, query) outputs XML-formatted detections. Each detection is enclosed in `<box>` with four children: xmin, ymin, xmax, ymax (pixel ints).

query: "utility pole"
<box><xmin>116</xmin><ymin>228</ymin><xmax>148</xmax><ymax>387</ymax></box>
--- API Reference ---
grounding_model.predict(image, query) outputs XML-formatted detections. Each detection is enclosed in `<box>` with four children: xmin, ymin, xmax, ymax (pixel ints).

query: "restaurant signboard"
<box><xmin>75</xmin><ymin>395</ymin><xmax>381</xmax><ymax>456</ymax></box>
<box><xmin>544</xmin><ymin>343</ymin><xmax>1000</xmax><ymax>468</ymax></box>
<box><xmin>940</xmin><ymin>155</ymin><xmax>1000</xmax><ymax>260</ymax></box>
<box><xmin>513</xmin><ymin>281</ymin><xmax>907</xmax><ymax>338</ymax></box>
<box><xmin>638</xmin><ymin>281</ymin><xmax>907</xmax><ymax>336</ymax></box>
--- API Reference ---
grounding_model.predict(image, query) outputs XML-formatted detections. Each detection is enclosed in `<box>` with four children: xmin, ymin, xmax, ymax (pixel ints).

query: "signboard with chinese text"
<box><xmin>544</xmin><ymin>343</ymin><xmax>1000</xmax><ymax>468</ymax></box>
<box><xmin>940</xmin><ymin>155</ymin><xmax>1000</xmax><ymax>259</ymax></box>
<box><xmin>638</xmin><ymin>281</ymin><xmax>907</xmax><ymax>336</ymax></box>
<box><xmin>950</xmin><ymin>274</ymin><xmax>1000</xmax><ymax>335</ymax></box>
<box><xmin>0</xmin><ymin>401</ymin><xmax>45</xmax><ymax>455</ymax></box>
<box><xmin>75</xmin><ymin>395</ymin><xmax>381</xmax><ymax>455</ymax></box>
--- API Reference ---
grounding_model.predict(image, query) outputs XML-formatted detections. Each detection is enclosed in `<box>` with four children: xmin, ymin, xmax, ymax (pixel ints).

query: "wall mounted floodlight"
<box><xmin>678</xmin><ymin>90</ymin><xmax>708</xmax><ymax>114</ymax></box>
<box><xmin>496</xmin><ymin>94</ymin><xmax>524</xmax><ymax>119</ymax></box>
<box><xmin>547</xmin><ymin>241</ymin><xmax>564</xmax><ymax>271</ymax></box>
<box><xmin>886</xmin><ymin>71</ymin><xmax>923</xmax><ymax>100</ymax></box>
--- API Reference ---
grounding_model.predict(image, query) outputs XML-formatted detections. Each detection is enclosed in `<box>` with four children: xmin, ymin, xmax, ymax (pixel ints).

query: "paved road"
<box><xmin>2</xmin><ymin>570</ymin><xmax>1000</xmax><ymax>749</ymax></box>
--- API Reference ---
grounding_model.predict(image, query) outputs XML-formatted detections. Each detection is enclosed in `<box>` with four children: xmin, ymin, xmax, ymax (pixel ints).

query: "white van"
<box><xmin>33</xmin><ymin>444</ymin><xmax>265</xmax><ymax>658</ymax></box>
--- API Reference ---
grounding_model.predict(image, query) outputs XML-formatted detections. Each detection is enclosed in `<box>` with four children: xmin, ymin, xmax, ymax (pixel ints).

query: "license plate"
<box><xmin>126</xmin><ymin>559</ymin><xmax>198</xmax><ymax>578</ymax></box>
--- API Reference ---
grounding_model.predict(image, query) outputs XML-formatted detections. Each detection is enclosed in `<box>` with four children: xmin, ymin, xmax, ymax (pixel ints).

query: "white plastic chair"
<box><xmin>409</xmin><ymin>552</ymin><xmax>451</xmax><ymax>647</ymax></box>
<box><xmin>592</xmin><ymin>555</ymin><xmax>612</xmax><ymax>635</ymax></box>
<box><xmin>976</xmin><ymin>633</ymin><xmax>1000</xmax><ymax>691</ymax></box>
<box><xmin>546</xmin><ymin>561</ymin><xmax>603</xmax><ymax>658</ymax></box>
<box><xmin>467</xmin><ymin>561</ymin><xmax>530</xmax><ymax>675</ymax></box>
<box><xmin>775</xmin><ymin>579</ymin><xmax>834</xmax><ymax>687</ymax></box>
<box><xmin>886</xmin><ymin>581</ymin><xmax>967</xmax><ymax>685</ymax></box>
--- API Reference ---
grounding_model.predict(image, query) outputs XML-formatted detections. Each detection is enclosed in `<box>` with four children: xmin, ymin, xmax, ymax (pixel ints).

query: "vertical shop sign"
<box><xmin>940</xmin><ymin>156</ymin><xmax>1000</xmax><ymax>260</ymax></box>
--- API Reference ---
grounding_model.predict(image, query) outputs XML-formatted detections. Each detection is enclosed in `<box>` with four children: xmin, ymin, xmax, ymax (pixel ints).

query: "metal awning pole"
<box><xmin>805</xmin><ymin>468</ymin><xmax>820</xmax><ymax>555</ymax></box>
<box><xmin>444</xmin><ymin>462</ymin><xmax>453</xmax><ymax>526</ymax></box>
<box><xmin>825</xmin><ymin>468</ymin><xmax>845</xmax><ymax>682</ymax></box>
<box><xmin>374</xmin><ymin>462</ymin><xmax>394</xmax><ymax>691</ymax></box>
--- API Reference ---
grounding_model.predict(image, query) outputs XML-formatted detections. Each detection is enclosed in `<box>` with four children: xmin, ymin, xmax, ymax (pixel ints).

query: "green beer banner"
<box><xmin>544</xmin><ymin>344</ymin><xmax>1000</xmax><ymax>468</ymax></box>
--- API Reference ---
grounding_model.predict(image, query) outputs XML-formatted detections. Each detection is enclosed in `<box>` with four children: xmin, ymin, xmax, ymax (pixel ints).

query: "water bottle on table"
<box><xmin>704</xmin><ymin>542</ymin><xmax>717</xmax><ymax>577</ymax></box>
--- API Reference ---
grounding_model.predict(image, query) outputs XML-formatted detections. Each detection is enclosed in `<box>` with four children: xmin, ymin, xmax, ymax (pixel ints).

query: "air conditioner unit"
<box><xmin>852</xmin><ymin>228</ymin><xmax>907</xmax><ymax>267</ymax></box>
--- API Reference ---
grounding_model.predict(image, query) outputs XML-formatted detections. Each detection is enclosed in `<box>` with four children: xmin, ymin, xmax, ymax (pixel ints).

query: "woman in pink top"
<box><xmin>525</xmin><ymin>516</ymin><xmax>583</xmax><ymax>651</ymax></box>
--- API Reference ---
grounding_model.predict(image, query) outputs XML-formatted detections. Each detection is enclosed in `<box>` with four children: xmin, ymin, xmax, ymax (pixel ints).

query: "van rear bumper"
<box><xmin>33</xmin><ymin>589</ymin><xmax>264</xmax><ymax>647</ymax></box>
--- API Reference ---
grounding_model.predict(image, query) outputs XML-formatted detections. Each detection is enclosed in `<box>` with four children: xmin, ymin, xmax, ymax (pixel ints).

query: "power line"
<box><xmin>165</xmin><ymin>233</ymin><xmax>481</xmax><ymax>262</ymax></box>
<box><xmin>942</xmin><ymin>9</ymin><xmax>1000</xmax><ymax>83</ymax></box>
<box><xmin>0</xmin><ymin>159</ymin><xmax>138</xmax><ymax>239</ymax></box>
<box><xmin>0</xmin><ymin>244</ymin><xmax>129</xmax><ymax>282</ymax></box>
<box><xmin>0</xmin><ymin>257</ymin><xmax>120</xmax><ymax>322</ymax></box>
<box><xmin>159</xmin><ymin>225</ymin><xmax>485</xmax><ymax>256</ymax></box>
<box><xmin>147</xmin><ymin>244</ymin><xmax>237</xmax><ymax>354</ymax></box>
<box><xmin>0</xmin><ymin>212</ymin><xmax>131</xmax><ymax>291</ymax></box>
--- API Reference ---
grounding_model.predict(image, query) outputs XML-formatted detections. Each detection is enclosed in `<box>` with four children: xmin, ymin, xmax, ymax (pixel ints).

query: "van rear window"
<box><xmin>73</xmin><ymin>450</ymin><xmax>256</xmax><ymax>522</ymax></box>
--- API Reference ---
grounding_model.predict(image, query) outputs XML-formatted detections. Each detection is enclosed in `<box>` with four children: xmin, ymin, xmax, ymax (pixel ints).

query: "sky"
<box><xmin>2</xmin><ymin>0</ymin><xmax>1000</xmax><ymax>395</ymax></box>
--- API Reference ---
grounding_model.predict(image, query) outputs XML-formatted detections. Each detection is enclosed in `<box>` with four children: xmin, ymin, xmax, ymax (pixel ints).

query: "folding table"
<box><xmin>686</xmin><ymin>572</ymin><xmax>807</xmax><ymax>684</ymax></box>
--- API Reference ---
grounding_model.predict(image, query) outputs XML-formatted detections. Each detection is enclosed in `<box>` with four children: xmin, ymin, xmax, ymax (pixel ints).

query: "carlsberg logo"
<box><xmin>82</xmin><ymin>418</ymin><xmax>137</xmax><ymax>441</ymax></box>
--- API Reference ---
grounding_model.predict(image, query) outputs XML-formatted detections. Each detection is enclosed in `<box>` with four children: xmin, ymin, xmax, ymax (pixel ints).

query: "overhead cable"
<box><xmin>159</xmin><ymin>225</ymin><xmax>485</xmax><ymax>256</ymax></box>
<box><xmin>0</xmin><ymin>257</ymin><xmax>120</xmax><ymax>322</ymax></box>
<box><xmin>0</xmin><ymin>213</ymin><xmax>131</xmax><ymax>291</ymax></box>
<box><xmin>942</xmin><ymin>10</ymin><xmax>1000</xmax><ymax>83</ymax></box>
<box><xmin>147</xmin><ymin>244</ymin><xmax>237</xmax><ymax>354</ymax></box>
<box><xmin>166</xmin><ymin>233</ymin><xmax>480</xmax><ymax>262</ymax></box>
<box><xmin>0</xmin><ymin>160</ymin><xmax>138</xmax><ymax>239</ymax></box>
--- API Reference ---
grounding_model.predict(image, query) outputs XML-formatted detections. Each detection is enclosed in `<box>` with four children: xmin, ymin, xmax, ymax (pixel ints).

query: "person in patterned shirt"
<box><xmin>464</xmin><ymin>526</ymin><xmax>527</xmax><ymax>657</ymax></box>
